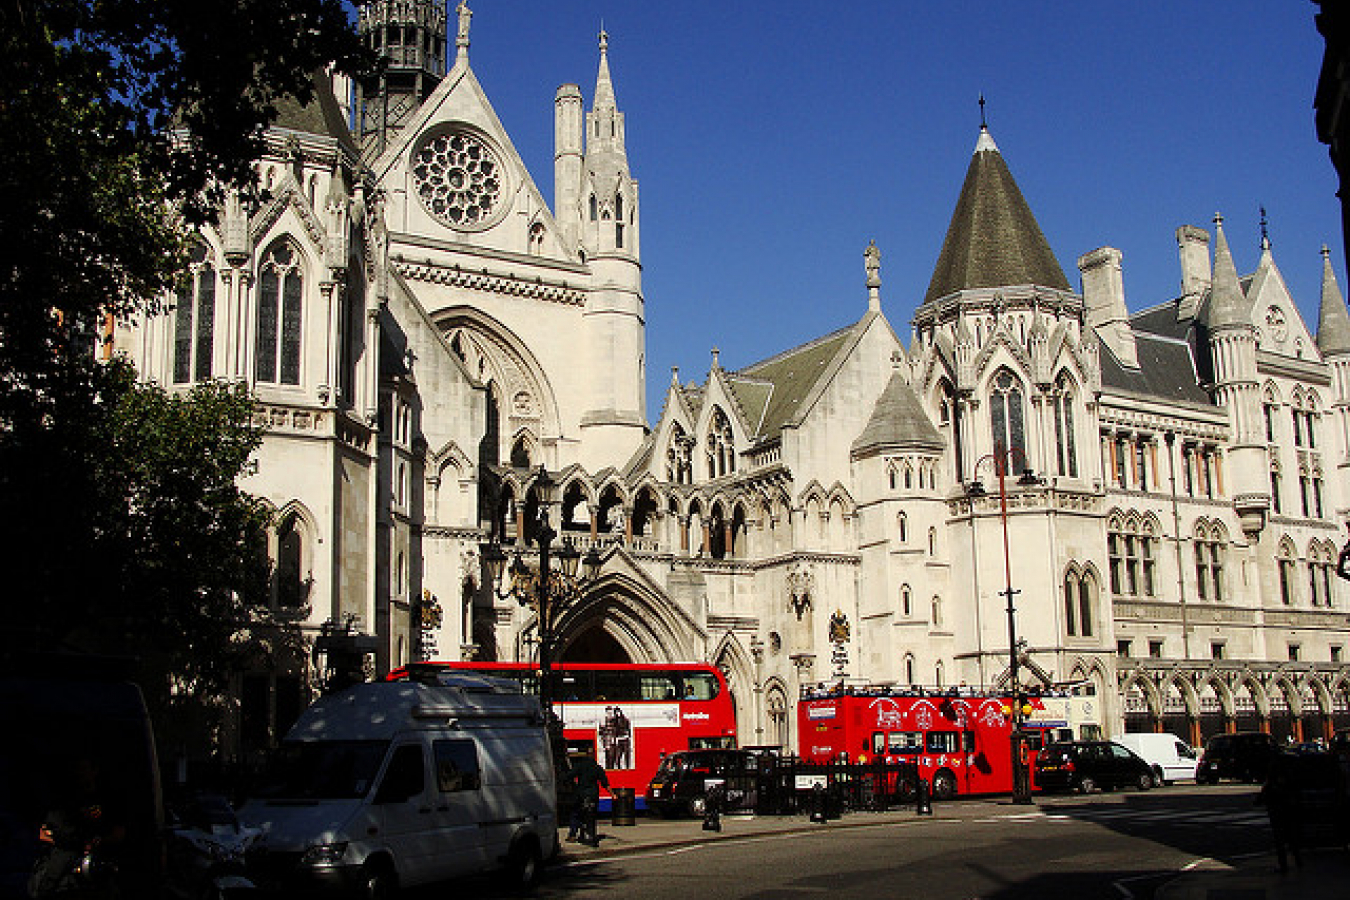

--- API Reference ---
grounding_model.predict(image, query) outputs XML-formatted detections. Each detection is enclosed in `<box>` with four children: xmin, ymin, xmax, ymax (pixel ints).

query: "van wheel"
<box><xmin>931</xmin><ymin>770</ymin><xmax>957</xmax><ymax>800</ymax></box>
<box><xmin>1152</xmin><ymin>766</ymin><xmax>1167</xmax><ymax>787</ymax></box>
<box><xmin>505</xmin><ymin>836</ymin><xmax>543</xmax><ymax>891</ymax></box>
<box><xmin>688</xmin><ymin>795</ymin><xmax>707</xmax><ymax>818</ymax></box>
<box><xmin>361</xmin><ymin>862</ymin><xmax>398</xmax><ymax>900</ymax></box>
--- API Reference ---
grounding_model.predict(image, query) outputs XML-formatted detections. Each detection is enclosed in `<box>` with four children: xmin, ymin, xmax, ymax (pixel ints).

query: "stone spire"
<box><xmin>1318</xmin><ymin>245</ymin><xmax>1350</xmax><ymax>355</ymax></box>
<box><xmin>594</xmin><ymin>28</ymin><xmax>617</xmax><ymax>113</ymax></box>
<box><xmin>1204</xmin><ymin>214</ymin><xmax>1250</xmax><ymax>330</ymax></box>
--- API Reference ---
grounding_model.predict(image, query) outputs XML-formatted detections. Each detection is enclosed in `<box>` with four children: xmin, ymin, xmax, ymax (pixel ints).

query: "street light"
<box><xmin>968</xmin><ymin>447</ymin><xmax>1043</xmax><ymax>805</ymax></box>
<box><xmin>481</xmin><ymin>465</ymin><xmax>603</xmax><ymax>737</ymax></box>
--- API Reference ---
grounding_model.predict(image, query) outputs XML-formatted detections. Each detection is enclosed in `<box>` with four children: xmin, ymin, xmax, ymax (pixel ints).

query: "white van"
<box><xmin>241</xmin><ymin>672</ymin><xmax>558</xmax><ymax>895</ymax></box>
<box><xmin>1112</xmin><ymin>733</ymin><xmax>1199</xmax><ymax>785</ymax></box>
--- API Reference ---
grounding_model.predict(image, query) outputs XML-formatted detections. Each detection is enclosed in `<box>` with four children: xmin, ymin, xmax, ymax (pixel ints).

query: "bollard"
<box><xmin>809</xmin><ymin>782</ymin><xmax>827</xmax><ymax>823</ymax></box>
<box><xmin>916</xmin><ymin>777</ymin><xmax>932</xmax><ymax>816</ymax></box>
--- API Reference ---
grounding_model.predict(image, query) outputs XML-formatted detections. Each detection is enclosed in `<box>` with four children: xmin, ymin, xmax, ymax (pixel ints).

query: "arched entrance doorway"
<box><xmin>560</xmin><ymin>628</ymin><xmax>630</xmax><ymax>663</ymax></box>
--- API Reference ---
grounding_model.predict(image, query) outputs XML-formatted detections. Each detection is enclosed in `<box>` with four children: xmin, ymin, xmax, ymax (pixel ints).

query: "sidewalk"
<box><xmin>556</xmin><ymin>807</ymin><xmax>1350</xmax><ymax>899</ymax></box>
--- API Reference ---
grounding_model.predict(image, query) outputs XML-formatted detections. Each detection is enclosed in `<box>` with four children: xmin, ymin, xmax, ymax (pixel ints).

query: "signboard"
<box><xmin>559</xmin><ymin>702</ymin><xmax>679</xmax><ymax>771</ymax></box>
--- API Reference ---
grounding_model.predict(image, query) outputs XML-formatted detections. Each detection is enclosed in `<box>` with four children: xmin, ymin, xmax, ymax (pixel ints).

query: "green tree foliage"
<box><xmin>0</xmin><ymin>1</ymin><xmax>369</xmax><ymax>702</ymax></box>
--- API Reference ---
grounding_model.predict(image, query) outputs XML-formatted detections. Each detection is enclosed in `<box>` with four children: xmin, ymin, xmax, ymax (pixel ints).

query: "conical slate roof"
<box><xmin>851</xmin><ymin>369</ymin><xmax>943</xmax><ymax>457</ymax></box>
<box><xmin>1203</xmin><ymin>216</ymin><xmax>1249</xmax><ymax>329</ymax></box>
<box><xmin>923</xmin><ymin>128</ymin><xmax>1070</xmax><ymax>305</ymax></box>
<box><xmin>1318</xmin><ymin>246</ymin><xmax>1350</xmax><ymax>355</ymax></box>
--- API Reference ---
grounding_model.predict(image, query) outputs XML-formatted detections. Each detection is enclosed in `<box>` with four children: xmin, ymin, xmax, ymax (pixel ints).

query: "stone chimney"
<box><xmin>1176</xmin><ymin>225</ymin><xmax>1211</xmax><ymax>320</ymax></box>
<box><xmin>1078</xmin><ymin>246</ymin><xmax>1138</xmax><ymax>368</ymax></box>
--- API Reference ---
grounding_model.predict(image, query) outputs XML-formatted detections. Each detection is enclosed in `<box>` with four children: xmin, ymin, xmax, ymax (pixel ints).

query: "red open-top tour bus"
<box><xmin>797</xmin><ymin>685</ymin><xmax>1101</xmax><ymax>799</ymax></box>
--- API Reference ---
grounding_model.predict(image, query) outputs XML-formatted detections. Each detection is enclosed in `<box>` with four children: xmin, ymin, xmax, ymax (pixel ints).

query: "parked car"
<box><xmin>1196</xmin><ymin>731</ymin><xmax>1276</xmax><ymax>784</ymax></box>
<box><xmin>1111</xmin><ymin>733</ymin><xmax>1200</xmax><ymax>786</ymax></box>
<box><xmin>1034</xmin><ymin>741</ymin><xmax>1156</xmax><ymax>794</ymax></box>
<box><xmin>240</xmin><ymin>672</ymin><xmax>558</xmax><ymax>895</ymax></box>
<box><xmin>645</xmin><ymin>749</ymin><xmax>759</xmax><ymax>817</ymax></box>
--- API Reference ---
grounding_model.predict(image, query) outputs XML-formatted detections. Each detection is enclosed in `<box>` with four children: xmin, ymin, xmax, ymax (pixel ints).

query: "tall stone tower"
<box><xmin>356</xmin><ymin>0</ymin><xmax>449</xmax><ymax>160</ymax></box>
<box><xmin>556</xmin><ymin>31</ymin><xmax>646</xmax><ymax>465</ymax></box>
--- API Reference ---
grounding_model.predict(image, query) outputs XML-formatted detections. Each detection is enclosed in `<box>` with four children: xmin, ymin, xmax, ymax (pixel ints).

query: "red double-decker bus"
<box><xmin>387</xmin><ymin>661</ymin><xmax>737</xmax><ymax>809</ymax></box>
<box><xmin>797</xmin><ymin>686</ymin><xmax>1101</xmax><ymax>799</ymax></box>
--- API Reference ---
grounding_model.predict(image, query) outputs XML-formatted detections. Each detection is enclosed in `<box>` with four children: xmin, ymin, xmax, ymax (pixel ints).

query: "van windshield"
<box><xmin>253</xmin><ymin>740</ymin><xmax>389</xmax><ymax>800</ymax></box>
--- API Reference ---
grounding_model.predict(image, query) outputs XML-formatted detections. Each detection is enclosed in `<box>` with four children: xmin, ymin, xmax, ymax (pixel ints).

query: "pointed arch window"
<box><xmin>666</xmin><ymin>423</ymin><xmax>693</xmax><ymax>485</ymax></box>
<box><xmin>589</xmin><ymin>194</ymin><xmax>597</xmax><ymax>222</ymax></box>
<box><xmin>1052</xmin><ymin>375</ymin><xmax>1078</xmax><ymax>478</ymax></box>
<box><xmin>706</xmin><ymin>407</ymin><xmax>735</xmax><ymax>479</ymax></box>
<box><xmin>1065</xmin><ymin>569</ymin><xmax>1095</xmax><ymax>637</ymax></box>
<box><xmin>989</xmin><ymin>370</ymin><xmax>1026</xmax><ymax>461</ymax></box>
<box><xmin>255</xmin><ymin>241</ymin><xmax>303</xmax><ymax>385</ymax></box>
<box><xmin>174</xmin><ymin>244</ymin><xmax>216</xmax><ymax>384</ymax></box>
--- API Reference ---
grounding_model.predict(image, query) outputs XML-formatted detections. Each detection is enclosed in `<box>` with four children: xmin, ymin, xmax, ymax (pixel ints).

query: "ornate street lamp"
<box><xmin>968</xmin><ymin>448</ymin><xmax>1044</xmax><ymax>805</ymax></box>
<box><xmin>481</xmin><ymin>465</ymin><xmax>604</xmax><ymax>738</ymax></box>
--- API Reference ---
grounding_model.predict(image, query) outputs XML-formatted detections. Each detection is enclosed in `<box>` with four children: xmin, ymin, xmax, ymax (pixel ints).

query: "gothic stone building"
<box><xmin>117</xmin><ymin>3</ymin><xmax>1350</xmax><ymax>759</ymax></box>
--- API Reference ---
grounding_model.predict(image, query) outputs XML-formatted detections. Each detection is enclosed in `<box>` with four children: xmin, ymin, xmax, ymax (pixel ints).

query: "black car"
<box><xmin>1034</xmin><ymin>741</ymin><xmax>1156</xmax><ymax>794</ymax></box>
<box><xmin>1196</xmin><ymin>731</ymin><xmax>1276</xmax><ymax>784</ymax></box>
<box><xmin>645</xmin><ymin>749</ymin><xmax>759</xmax><ymax>817</ymax></box>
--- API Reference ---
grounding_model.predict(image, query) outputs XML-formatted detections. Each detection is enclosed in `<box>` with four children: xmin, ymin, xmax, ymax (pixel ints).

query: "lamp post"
<box><xmin>481</xmin><ymin>465</ymin><xmax>603</xmax><ymax>735</ymax></box>
<box><xmin>968</xmin><ymin>447</ymin><xmax>1042</xmax><ymax>805</ymax></box>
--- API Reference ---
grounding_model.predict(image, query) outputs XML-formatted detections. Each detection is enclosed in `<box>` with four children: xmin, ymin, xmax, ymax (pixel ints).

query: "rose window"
<box><xmin>412</xmin><ymin>131</ymin><xmax>503</xmax><ymax>228</ymax></box>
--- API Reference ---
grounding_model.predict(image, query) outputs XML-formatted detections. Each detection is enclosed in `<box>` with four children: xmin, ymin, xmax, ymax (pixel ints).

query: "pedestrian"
<box><xmin>566</xmin><ymin>751</ymin><xmax>609</xmax><ymax>847</ymax></box>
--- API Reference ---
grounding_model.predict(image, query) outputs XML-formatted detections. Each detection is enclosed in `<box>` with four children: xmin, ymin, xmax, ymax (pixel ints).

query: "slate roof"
<box><xmin>727</xmin><ymin>325</ymin><xmax>857</xmax><ymax>441</ymax></box>
<box><xmin>273</xmin><ymin>70</ymin><xmax>358</xmax><ymax>155</ymax></box>
<box><xmin>923</xmin><ymin>128</ymin><xmax>1071</xmax><ymax>305</ymax></box>
<box><xmin>1318</xmin><ymin>249</ymin><xmax>1350</xmax><ymax>354</ymax></box>
<box><xmin>851</xmin><ymin>370</ymin><xmax>944</xmax><ymax>457</ymax></box>
<box><xmin>1097</xmin><ymin>327</ymin><xmax>1211</xmax><ymax>406</ymax></box>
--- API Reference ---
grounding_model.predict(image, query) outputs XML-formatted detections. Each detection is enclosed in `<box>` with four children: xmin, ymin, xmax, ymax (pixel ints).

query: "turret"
<box><xmin>1316</xmin><ymin>245</ymin><xmax>1350</xmax><ymax>477</ymax></box>
<box><xmin>576</xmin><ymin>29</ymin><xmax>645</xmax><ymax>468</ymax></box>
<box><xmin>1205</xmin><ymin>214</ymin><xmax>1268</xmax><ymax>536</ymax></box>
<box><xmin>554</xmin><ymin>83</ymin><xmax>585</xmax><ymax>254</ymax></box>
<box><xmin>356</xmin><ymin>0</ymin><xmax>450</xmax><ymax>159</ymax></box>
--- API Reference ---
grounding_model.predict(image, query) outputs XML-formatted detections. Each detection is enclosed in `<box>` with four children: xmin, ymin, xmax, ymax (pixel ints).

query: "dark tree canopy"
<box><xmin>0</xmin><ymin>1</ymin><xmax>371</xmax><ymax>706</ymax></box>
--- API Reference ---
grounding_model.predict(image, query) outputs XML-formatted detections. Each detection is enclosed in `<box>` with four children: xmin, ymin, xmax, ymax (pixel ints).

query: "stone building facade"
<box><xmin>117</xmin><ymin>3</ymin><xmax>1350</xmax><ymax>759</ymax></box>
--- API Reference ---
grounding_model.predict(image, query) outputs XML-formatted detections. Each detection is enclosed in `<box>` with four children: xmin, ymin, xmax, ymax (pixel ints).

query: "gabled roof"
<box><xmin>851</xmin><ymin>370</ymin><xmax>943</xmax><ymax>457</ymax></box>
<box><xmin>730</xmin><ymin>325</ymin><xmax>857</xmax><ymax>440</ymax></box>
<box><xmin>923</xmin><ymin>127</ymin><xmax>1070</xmax><ymax>305</ymax></box>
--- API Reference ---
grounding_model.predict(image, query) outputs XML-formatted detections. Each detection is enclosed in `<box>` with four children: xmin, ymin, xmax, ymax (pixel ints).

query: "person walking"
<box><xmin>566</xmin><ymin>751</ymin><xmax>609</xmax><ymax>847</ymax></box>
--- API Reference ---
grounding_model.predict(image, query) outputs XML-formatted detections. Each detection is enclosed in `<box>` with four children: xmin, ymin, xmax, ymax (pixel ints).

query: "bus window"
<box><xmin>888</xmin><ymin>732</ymin><xmax>923</xmax><ymax>754</ymax></box>
<box><xmin>926</xmin><ymin>731</ymin><xmax>960</xmax><ymax>754</ymax></box>
<box><xmin>678</xmin><ymin>672</ymin><xmax>720</xmax><ymax>701</ymax></box>
<box><xmin>873</xmin><ymin>733</ymin><xmax>885</xmax><ymax>755</ymax></box>
<box><xmin>639</xmin><ymin>675</ymin><xmax>679</xmax><ymax>700</ymax></box>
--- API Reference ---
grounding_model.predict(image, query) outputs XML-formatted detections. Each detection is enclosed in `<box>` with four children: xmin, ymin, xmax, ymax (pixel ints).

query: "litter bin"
<box><xmin>611</xmin><ymin>787</ymin><xmax>637</xmax><ymax>826</ymax></box>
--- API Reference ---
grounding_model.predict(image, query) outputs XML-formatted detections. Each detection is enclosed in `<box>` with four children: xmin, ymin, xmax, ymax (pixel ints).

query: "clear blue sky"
<box><xmin>444</xmin><ymin>2</ymin><xmax>1339</xmax><ymax>421</ymax></box>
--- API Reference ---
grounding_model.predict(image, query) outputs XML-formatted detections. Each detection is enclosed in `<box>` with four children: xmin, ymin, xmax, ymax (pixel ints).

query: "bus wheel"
<box><xmin>931</xmin><ymin>770</ymin><xmax>957</xmax><ymax>800</ymax></box>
